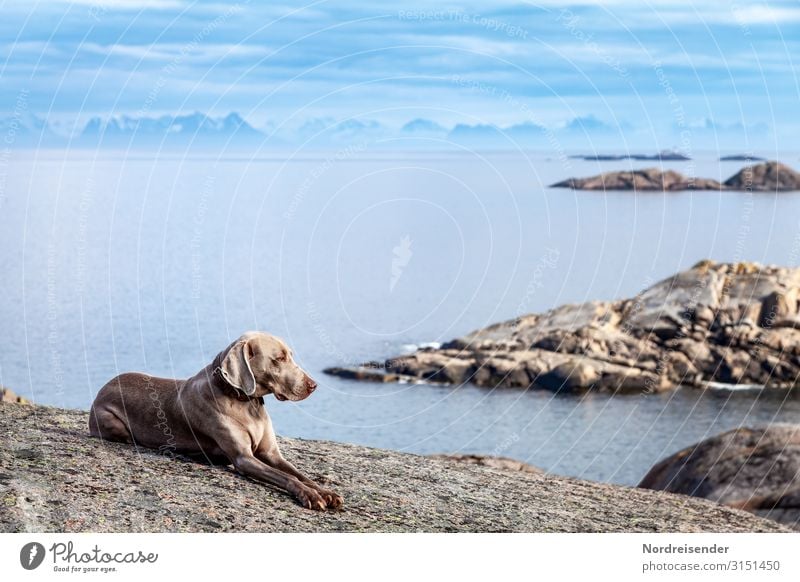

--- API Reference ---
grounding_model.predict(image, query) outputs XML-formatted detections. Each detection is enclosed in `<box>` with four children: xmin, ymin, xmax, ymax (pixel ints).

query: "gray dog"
<box><xmin>89</xmin><ymin>331</ymin><xmax>343</xmax><ymax>511</ymax></box>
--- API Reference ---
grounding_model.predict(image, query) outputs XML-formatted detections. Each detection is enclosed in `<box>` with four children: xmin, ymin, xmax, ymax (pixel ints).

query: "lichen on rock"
<box><xmin>0</xmin><ymin>402</ymin><xmax>787</xmax><ymax>532</ymax></box>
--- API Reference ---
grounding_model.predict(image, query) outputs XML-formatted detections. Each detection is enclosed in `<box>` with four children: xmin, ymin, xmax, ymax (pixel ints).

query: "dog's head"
<box><xmin>218</xmin><ymin>332</ymin><xmax>317</xmax><ymax>401</ymax></box>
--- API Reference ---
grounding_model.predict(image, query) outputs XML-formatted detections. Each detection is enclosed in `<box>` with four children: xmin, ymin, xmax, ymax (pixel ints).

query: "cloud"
<box><xmin>48</xmin><ymin>0</ymin><xmax>185</xmax><ymax>9</ymax></box>
<box><xmin>539</xmin><ymin>0</ymin><xmax>800</xmax><ymax>26</ymax></box>
<box><xmin>77</xmin><ymin>42</ymin><xmax>270</xmax><ymax>63</ymax></box>
<box><xmin>0</xmin><ymin>0</ymin><xmax>795</xmax><ymax>146</ymax></box>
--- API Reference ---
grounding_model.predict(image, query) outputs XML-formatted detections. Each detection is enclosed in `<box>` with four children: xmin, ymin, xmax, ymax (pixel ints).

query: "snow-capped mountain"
<box><xmin>80</xmin><ymin>112</ymin><xmax>265</xmax><ymax>145</ymax></box>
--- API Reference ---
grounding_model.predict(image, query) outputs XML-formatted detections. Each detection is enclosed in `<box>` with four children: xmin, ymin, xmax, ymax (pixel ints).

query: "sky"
<box><xmin>1</xmin><ymin>0</ymin><xmax>798</xmax><ymax>150</ymax></box>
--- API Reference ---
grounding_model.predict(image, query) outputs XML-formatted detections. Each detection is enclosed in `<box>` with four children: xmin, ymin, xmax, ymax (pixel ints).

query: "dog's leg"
<box><xmin>234</xmin><ymin>454</ymin><xmax>329</xmax><ymax>510</ymax></box>
<box><xmin>255</xmin><ymin>438</ymin><xmax>343</xmax><ymax>509</ymax></box>
<box><xmin>89</xmin><ymin>406</ymin><xmax>134</xmax><ymax>444</ymax></box>
<box><xmin>256</xmin><ymin>449</ymin><xmax>343</xmax><ymax>509</ymax></box>
<box><xmin>215</xmin><ymin>434</ymin><xmax>329</xmax><ymax>510</ymax></box>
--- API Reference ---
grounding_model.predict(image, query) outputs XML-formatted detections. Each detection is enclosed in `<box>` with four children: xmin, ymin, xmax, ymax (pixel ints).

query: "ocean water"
<box><xmin>2</xmin><ymin>148</ymin><xmax>800</xmax><ymax>486</ymax></box>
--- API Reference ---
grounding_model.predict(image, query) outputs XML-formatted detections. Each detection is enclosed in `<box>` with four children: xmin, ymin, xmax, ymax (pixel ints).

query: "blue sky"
<box><xmin>1</xmin><ymin>0</ymin><xmax>798</xmax><ymax>149</ymax></box>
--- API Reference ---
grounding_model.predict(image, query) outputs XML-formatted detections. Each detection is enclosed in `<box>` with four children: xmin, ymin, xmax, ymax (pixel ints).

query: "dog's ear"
<box><xmin>220</xmin><ymin>340</ymin><xmax>256</xmax><ymax>396</ymax></box>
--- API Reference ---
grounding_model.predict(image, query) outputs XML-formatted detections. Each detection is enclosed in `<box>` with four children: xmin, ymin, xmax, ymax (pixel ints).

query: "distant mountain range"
<box><xmin>0</xmin><ymin>110</ymin><xmax>771</xmax><ymax>152</ymax></box>
<box><xmin>81</xmin><ymin>112</ymin><xmax>263</xmax><ymax>142</ymax></box>
<box><xmin>0</xmin><ymin>111</ymin><xmax>267</xmax><ymax>147</ymax></box>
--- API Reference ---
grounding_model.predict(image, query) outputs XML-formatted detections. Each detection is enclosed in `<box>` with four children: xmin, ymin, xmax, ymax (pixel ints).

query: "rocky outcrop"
<box><xmin>320</xmin><ymin>366</ymin><xmax>402</xmax><ymax>383</ymax></box>
<box><xmin>0</xmin><ymin>386</ymin><xmax>30</xmax><ymax>405</ymax></box>
<box><xmin>0</xmin><ymin>402</ymin><xmax>786</xmax><ymax>532</ymax></box>
<box><xmin>552</xmin><ymin>161</ymin><xmax>800</xmax><ymax>192</ymax></box>
<box><xmin>551</xmin><ymin>168</ymin><xmax>722</xmax><ymax>191</ymax></box>
<box><xmin>325</xmin><ymin>261</ymin><xmax>800</xmax><ymax>393</ymax></box>
<box><xmin>723</xmin><ymin>161</ymin><xmax>800</xmax><ymax>191</ymax></box>
<box><xmin>570</xmin><ymin>151</ymin><xmax>691</xmax><ymax>161</ymax></box>
<box><xmin>639</xmin><ymin>425</ymin><xmax>800</xmax><ymax>530</ymax></box>
<box><xmin>720</xmin><ymin>154</ymin><xmax>765</xmax><ymax>162</ymax></box>
<box><xmin>428</xmin><ymin>454</ymin><xmax>542</xmax><ymax>474</ymax></box>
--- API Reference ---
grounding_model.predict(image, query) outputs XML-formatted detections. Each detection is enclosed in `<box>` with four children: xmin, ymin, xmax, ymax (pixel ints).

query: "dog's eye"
<box><xmin>275</xmin><ymin>353</ymin><xmax>287</xmax><ymax>363</ymax></box>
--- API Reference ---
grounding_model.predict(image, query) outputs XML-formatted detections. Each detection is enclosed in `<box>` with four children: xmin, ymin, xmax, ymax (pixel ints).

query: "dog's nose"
<box><xmin>305</xmin><ymin>377</ymin><xmax>318</xmax><ymax>392</ymax></box>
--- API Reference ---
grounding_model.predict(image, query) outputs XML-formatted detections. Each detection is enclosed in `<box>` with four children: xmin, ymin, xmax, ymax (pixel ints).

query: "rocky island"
<box><xmin>720</xmin><ymin>154</ymin><xmax>766</xmax><ymax>162</ymax></box>
<box><xmin>551</xmin><ymin>161</ymin><xmax>800</xmax><ymax>192</ymax></box>
<box><xmin>551</xmin><ymin>167</ymin><xmax>723</xmax><ymax>191</ymax></box>
<box><xmin>569</xmin><ymin>151</ymin><xmax>691</xmax><ymax>162</ymax></box>
<box><xmin>0</xmin><ymin>400</ymin><xmax>788</xmax><ymax>532</ymax></box>
<box><xmin>723</xmin><ymin>161</ymin><xmax>800</xmax><ymax>191</ymax></box>
<box><xmin>326</xmin><ymin>261</ymin><xmax>800</xmax><ymax>393</ymax></box>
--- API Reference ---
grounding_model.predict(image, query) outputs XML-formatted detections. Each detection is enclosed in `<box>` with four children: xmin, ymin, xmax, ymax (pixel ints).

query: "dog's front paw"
<box><xmin>318</xmin><ymin>488</ymin><xmax>343</xmax><ymax>510</ymax></box>
<box><xmin>294</xmin><ymin>484</ymin><xmax>327</xmax><ymax>511</ymax></box>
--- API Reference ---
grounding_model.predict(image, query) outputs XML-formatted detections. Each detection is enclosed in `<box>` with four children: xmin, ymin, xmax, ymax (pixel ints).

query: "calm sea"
<box><xmin>2</xmin><ymin>149</ymin><xmax>800</xmax><ymax>485</ymax></box>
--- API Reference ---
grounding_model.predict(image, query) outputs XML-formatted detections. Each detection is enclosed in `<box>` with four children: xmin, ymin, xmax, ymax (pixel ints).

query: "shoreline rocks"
<box><xmin>326</xmin><ymin>260</ymin><xmax>800</xmax><ymax>393</ymax></box>
<box><xmin>0</xmin><ymin>401</ymin><xmax>787</xmax><ymax>532</ymax></box>
<box><xmin>639</xmin><ymin>425</ymin><xmax>800</xmax><ymax>530</ymax></box>
<box><xmin>1</xmin><ymin>386</ymin><xmax>30</xmax><ymax>405</ymax></box>
<box><xmin>551</xmin><ymin>161</ymin><xmax>800</xmax><ymax>192</ymax></box>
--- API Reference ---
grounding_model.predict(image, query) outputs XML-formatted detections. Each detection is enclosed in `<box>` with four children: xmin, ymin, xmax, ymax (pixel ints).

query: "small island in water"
<box><xmin>326</xmin><ymin>260</ymin><xmax>800</xmax><ymax>393</ymax></box>
<box><xmin>551</xmin><ymin>161</ymin><xmax>800</xmax><ymax>191</ymax></box>
<box><xmin>569</xmin><ymin>150</ymin><xmax>692</xmax><ymax>162</ymax></box>
<box><xmin>720</xmin><ymin>154</ymin><xmax>767</xmax><ymax>162</ymax></box>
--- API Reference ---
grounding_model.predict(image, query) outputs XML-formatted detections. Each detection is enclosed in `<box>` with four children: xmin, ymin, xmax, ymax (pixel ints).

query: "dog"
<box><xmin>89</xmin><ymin>331</ymin><xmax>342</xmax><ymax>511</ymax></box>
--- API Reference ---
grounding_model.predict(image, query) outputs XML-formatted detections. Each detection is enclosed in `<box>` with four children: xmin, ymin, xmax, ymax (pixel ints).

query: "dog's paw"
<box><xmin>318</xmin><ymin>489</ymin><xmax>343</xmax><ymax>510</ymax></box>
<box><xmin>294</xmin><ymin>485</ymin><xmax>327</xmax><ymax>511</ymax></box>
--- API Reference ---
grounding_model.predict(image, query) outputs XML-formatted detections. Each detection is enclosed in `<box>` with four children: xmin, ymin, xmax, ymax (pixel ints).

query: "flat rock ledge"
<box><xmin>327</xmin><ymin>261</ymin><xmax>800</xmax><ymax>394</ymax></box>
<box><xmin>551</xmin><ymin>161</ymin><xmax>800</xmax><ymax>192</ymax></box>
<box><xmin>0</xmin><ymin>402</ymin><xmax>786</xmax><ymax>532</ymax></box>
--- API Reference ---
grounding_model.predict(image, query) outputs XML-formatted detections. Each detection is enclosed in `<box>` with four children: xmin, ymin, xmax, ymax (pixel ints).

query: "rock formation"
<box><xmin>639</xmin><ymin>425</ymin><xmax>800</xmax><ymax>530</ymax></box>
<box><xmin>723</xmin><ymin>161</ymin><xmax>800</xmax><ymax>191</ymax></box>
<box><xmin>0</xmin><ymin>386</ymin><xmax>29</xmax><ymax>405</ymax></box>
<box><xmin>0</xmin><ymin>402</ymin><xmax>785</xmax><ymax>532</ymax></box>
<box><xmin>551</xmin><ymin>168</ymin><xmax>722</xmax><ymax>191</ymax></box>
<box><xmin>570</xmin><ymin>151</ymin><xmax>691</xmax><ymax>161</ymax></box>
<box><xmin>551</xmin><ymin>161</ymin><xmax>800</xmax><ymax>192</ymax></box>
<box><xmin>720</xmin><ymin>154</ymin><xmax>765</xmax><ymax>162</ymax></box>
<box><xmin>325</xmin><ymin>261</ymin><xmax>800</xmax><ymax>393</ymax></box>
